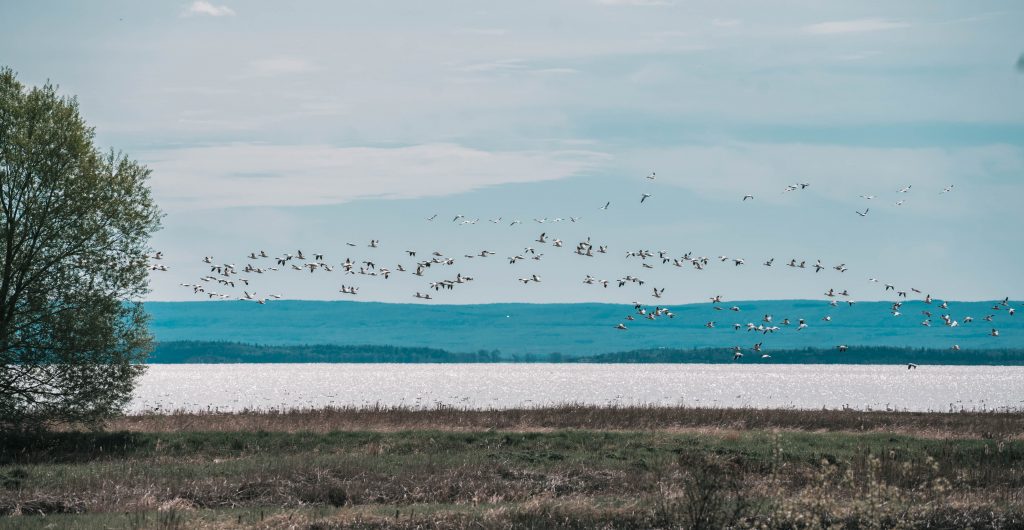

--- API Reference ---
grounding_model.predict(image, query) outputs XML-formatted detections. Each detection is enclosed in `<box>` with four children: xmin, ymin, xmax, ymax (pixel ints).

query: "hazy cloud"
<box><xmin>620</xmin><ymin>142</ymin><xmax>1023</xmax><ymax>207</ymax></box>
<box><xmin>530</xmin><ymin>68</ymin><xmax>580</xmax><ymax>75</ymax></box>
<box><xmin>711</xmin><ymin>18</ymin><xmax>741</xmax><ymax>27</ymax></box>
<box><xmin>596</xmin><ymin>0</ymin><xmax>672</xmax><ymax>6</ymax></box>
<box><xmin>455</xmin><ymin>59</ymin><xmax>528</xmax><ymax>73</ymax></box>
<box><xmin>454</xmin><ymin>28</ymin><xmax>508</xmax><ymax>36</ymax></box>
<box><xmin>803</xmin><ymin>18</ymin><xmax>909</xmax><ymax>35</ymax></box>
<box><xmin>248</xmin><ymin>56</ymin><xmax>320</xmax><ymax>77</ymax></box>
<box><xmin>144</xmin><ymin>143</ymin><xmax>608</xmax><ymax>209</ymax></box>
<box><xmin>184</xmin><ymin>1</ymin><xmax>235</xmax><ymax>17</ymax></box>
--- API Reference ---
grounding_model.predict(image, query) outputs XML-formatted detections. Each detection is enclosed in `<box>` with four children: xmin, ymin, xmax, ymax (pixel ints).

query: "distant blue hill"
<box><xmin>145</xmin><ymin>300</ymin><xmax>1020</xmax><ymax>356</ymax></box>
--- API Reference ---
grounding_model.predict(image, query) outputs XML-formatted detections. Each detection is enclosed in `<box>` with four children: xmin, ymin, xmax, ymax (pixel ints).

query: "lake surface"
<box><xmin>146</xmin><ymin>300</ymin><xmax>1024</xmax><ymax>355</ymax></box>
<box><xmin>131</xmin><ymin>364</ymin><xmax>1024</xmax><ymax>413</ymax></box>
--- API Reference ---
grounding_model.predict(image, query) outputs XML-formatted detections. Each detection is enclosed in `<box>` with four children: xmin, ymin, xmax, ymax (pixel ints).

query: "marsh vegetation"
<box><xmin>1</xmin><ymin>405</ymin><xmax>1022</xmax><ymax>528</ymax></box>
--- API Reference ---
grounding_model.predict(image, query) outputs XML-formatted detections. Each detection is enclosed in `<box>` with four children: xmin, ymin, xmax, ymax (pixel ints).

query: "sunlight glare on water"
<box><xmin>131</xmin><ymin>364</ymin><xmax>1024</xmax><ymax>413</ymax></box>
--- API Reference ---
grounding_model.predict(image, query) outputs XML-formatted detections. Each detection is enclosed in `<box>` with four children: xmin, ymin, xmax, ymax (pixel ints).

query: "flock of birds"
<box><xmin>148</xmin><ymin>176</ymin><xmax>1015</xmax><ymax>363</ymax></box>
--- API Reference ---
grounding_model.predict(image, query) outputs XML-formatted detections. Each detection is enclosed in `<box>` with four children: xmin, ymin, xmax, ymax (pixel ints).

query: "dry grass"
<box><xmin>1</xmin><ymin>406</ymin><xmax>1022</xmax><ymax>528</ymax></box>
<box><xmin>105</xmin><ymin>403</ymin><xmax>1024</xmax><ymax>439</ymax></box>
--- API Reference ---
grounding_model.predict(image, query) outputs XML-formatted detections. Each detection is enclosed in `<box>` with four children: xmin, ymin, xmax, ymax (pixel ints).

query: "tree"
<box><xmin>0</xmin><ymin>67</ymin><xmax>161</xmax><ymax>429</ymax></box>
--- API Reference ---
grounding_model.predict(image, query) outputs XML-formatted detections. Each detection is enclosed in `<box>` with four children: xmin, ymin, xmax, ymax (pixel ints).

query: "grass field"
<box><xmin>1</xmin><ymin>405</ymin><xmax>1023</xmax><ymax>528</ymax></box>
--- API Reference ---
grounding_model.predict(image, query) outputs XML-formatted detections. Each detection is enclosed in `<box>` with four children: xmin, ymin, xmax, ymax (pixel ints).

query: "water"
<box><xmin>146</xmin><ymin>300</ymin><xmax>1024</xmax><ymax>355</ymax></box>
<box><xmin>131</xmin><ymin>363</ymin><xmax>1024</xmax><ymax>413</ymax></box>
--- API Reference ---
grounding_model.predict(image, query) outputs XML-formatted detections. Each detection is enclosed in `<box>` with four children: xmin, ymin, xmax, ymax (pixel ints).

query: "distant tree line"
<box><xmin>150</xmin><ymin>341</ymin><xmax>1024</xmax><ymax>365</ymax></box>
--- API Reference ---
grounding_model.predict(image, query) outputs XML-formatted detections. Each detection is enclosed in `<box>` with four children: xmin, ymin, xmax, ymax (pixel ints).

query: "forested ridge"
<box><xmin>150</xmin><ymin>341</ymin><xmax>1024</xmax><ymax>364</ymax></box>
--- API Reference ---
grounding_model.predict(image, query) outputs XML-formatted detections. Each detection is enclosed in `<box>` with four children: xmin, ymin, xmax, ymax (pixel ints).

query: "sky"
<box><xmin>2</xmin><ymin>0</ymin><xmax>1023</xmax><ymax>304</ymax></box>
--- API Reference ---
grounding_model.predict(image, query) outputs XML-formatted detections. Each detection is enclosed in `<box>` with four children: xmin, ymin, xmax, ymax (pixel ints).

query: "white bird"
<box><xmin>898</xmin><ymin>185</ymin><xmax>912</xmax><ymax>193</ymax></box>
<box><xmin>640</xmin><ymin>193</ymin><xmax>652</xmax><ymax>203</ymax></box>
<box><xmin>743</xmin><ymin>194</ymin><xmax>753</xmax><ymax>201</ymax></box>
<box><xmin>646</xmin><ymin>171</ymin><xmax>656</xmax><ymax>180</ymax></box>
<box><xmin>856</xmin><ymin>208</ymin><xmax>869</xmax><ymax>217</ymax></box>
<box><xmin>600</xmin><ymin>201</ymin><xmax>610</xmax><ymax>210</ymax></box>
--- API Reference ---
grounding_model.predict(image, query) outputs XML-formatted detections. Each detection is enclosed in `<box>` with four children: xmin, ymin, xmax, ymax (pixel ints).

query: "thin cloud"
<box><xmin>184</xmin><ymin>1</ymin><xmax>235</xmax><ymax>17</ymax></box>
<box><xmin>596</xmin><ymin>0</ymin><xmax>672</xmax><ymax>6</ymax></box>
<box><xmin>454</xmin><ymin>28</ymin><xmax>508</xmax><ymax>36</ymax></box>
<box><xmin>803</xmin><ymin>18</ymin><xmax>909</xmax><ymax>35</ymax></box>
<box><xmin>249</xmin><ymin>56</ymin><xmax>320</xmax><ymax>77</ymax></box>
<box><xmin>143</xmin><ymin>143</ymin><xmax>608</xmax><ymax>210</ymax></box>
<box><xmin>836</xmin><ymin>50</ymin><xmax>882</xmax><ymax>62</ymax></box>
<box><xmin>530</xmin><ymin>68</ymin><xmax>580</xmax><ymax>75</ymax></box>
<box><xmin>711</xmin><ymin>18</ymin><xmax>741</xmax><ymax>28</ymax></box>
<box><xmin>456</xmin><ymin>59</ymin><xmax>528</xmax><ymax>73</ymax></box>
<box><xmin>620</xmin><ymin>142</ymin><xmax>1023</xmax><ymax>209</ymax></box>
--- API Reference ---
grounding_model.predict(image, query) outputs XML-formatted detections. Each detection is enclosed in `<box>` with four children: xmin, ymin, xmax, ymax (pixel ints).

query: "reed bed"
<box><xmin>109</xmin><ymin>403</ymin><xmax>1024</xmax><ymax>439</ymax></box>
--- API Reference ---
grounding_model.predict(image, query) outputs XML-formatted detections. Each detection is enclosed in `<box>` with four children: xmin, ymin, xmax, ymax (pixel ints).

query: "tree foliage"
<box><xmin>0</xmin><ymin>67</ymin><xmax>161</xmax><ymax>429</ymax></box>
